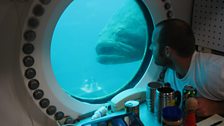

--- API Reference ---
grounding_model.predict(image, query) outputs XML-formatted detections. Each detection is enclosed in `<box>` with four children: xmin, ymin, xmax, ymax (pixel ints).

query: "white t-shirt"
<box><xmin>164</xmin><ymin>51</ymin><xmax>224</xmax><ymax>101</ymax></box>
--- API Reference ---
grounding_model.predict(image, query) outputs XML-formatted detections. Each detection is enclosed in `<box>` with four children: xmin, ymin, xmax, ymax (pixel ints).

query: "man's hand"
<box><xmin>196</xmin><ymin>97</ymin><xmax>224</xmax><ymax>117</ymax></box>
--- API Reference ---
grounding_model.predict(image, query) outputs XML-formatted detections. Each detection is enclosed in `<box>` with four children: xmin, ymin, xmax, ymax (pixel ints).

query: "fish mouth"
<box><xmin>95</xmin><ymin>41</ymin><xmax>141</xmax><ymax>64</ymax></box>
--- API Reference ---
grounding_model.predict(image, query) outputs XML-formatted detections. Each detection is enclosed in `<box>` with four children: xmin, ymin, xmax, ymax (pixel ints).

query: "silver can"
<box><xmin>146</xmin><ymin>82</ymin><xmax>162</xmax><ymax>113</ymax></box>
<box><xmin>125</xmin><ymin>100</ymin><xmax>140</xmax><ymax>118</ymax></box>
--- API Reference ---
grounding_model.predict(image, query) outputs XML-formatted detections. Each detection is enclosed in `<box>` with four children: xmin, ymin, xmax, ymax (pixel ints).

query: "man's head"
<box><xmin>150</xmin><ymin>18</ymin><xmax>195</xmax><ymax>67</ymax></box>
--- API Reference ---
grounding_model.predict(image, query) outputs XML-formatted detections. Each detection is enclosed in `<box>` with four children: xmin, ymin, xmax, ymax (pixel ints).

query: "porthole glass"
<box><xmin>50</xmin><ymin>0</ymin><xmax>153</xmax><ymax>103</ymax></box>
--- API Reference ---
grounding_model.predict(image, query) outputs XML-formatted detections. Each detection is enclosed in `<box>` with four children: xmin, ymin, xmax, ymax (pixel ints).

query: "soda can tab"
<box><xmin>183</xmin><ymin>85</ymin><xmax>197</xmax><ymax>99</ymax></box>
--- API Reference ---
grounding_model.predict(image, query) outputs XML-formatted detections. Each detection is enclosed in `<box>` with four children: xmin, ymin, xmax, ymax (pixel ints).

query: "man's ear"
<box><xmin>164</xmin><ymin>46</ymin><xmax>171</xmax><ymax>57</ymax></box>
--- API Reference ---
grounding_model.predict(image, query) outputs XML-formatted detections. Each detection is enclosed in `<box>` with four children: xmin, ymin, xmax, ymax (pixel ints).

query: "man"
<box><xmin>150</xmin><ymin>18</ymin><xmax>224</xmax><ymax>117</ymax></box>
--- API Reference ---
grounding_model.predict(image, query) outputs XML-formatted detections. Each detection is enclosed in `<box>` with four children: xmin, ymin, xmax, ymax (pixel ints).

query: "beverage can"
<box><xmin>125</xmin><ymin>100</ymin><xmax>140</xmax><ymax>117</ymax></box>
<box><xmin>182</xmin><ymin>85</ymin><xmax>197</xmax><ymax>112</ymax></box>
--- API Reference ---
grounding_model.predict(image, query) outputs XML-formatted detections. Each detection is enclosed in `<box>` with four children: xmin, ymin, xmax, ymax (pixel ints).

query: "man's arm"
<box><xmin>196</xmin><ymin>97</ymin><xmax>224</xmax><ymax>117</ymax></box>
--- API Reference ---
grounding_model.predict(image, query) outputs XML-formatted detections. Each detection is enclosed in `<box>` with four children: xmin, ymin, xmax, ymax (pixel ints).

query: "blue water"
<box><xmin>51</xmin><ymin>0</ymin><xmax>145</xmax><ymax>98</ymax></box>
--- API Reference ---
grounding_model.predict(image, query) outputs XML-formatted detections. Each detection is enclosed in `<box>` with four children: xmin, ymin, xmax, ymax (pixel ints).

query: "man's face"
<box><xmin>150</xmin><ymin>27</ymin><xmax>171</xmax><ymax>66</ymax></box>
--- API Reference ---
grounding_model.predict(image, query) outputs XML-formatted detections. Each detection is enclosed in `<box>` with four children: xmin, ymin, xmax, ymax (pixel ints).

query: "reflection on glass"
<box><xmin>80</xmin><ymin>78</ymin><xmax>102</xmax><ymax>93</ymax></box>
<box><xmin>50</xmin><ymin>0</ymin><xmax>150</xmax><ymax>100</ymax></box>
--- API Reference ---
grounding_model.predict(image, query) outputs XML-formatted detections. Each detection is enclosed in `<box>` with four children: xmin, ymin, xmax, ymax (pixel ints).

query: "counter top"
<box><xmin>139</xmin><ymin>102</ymin><xmax>162</xmax><ymax>126</ymax></box>
<box><xmin>74</xmin><ymin>102</ymin><xmax>162</xmax><ymax>126</ymax></box>
<box><xmin>71</xmin><ymin>102</ymin><xmax>223</xmax><ymax>126</ymax></box>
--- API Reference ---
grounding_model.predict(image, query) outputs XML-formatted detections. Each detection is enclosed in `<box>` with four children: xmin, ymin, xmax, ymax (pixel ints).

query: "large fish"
<box><xmin>96</xmin><ymin>0</ymin><xmax>149</xmax><ymax>64</ymax></box>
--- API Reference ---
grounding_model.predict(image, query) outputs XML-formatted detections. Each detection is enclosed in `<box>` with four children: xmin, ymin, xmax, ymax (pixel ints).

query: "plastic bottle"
<box><xmin>183</xmin><ymin>97</ymin><xmax>198</xmax><ymax>126</ymax></box>
<box><xmin>91</xmin><ymin>106</ymin><xmax>108</xmax><ymax>120</ymax></box>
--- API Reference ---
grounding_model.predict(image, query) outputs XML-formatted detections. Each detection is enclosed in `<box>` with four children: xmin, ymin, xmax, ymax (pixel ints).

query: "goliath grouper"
<box><xmin>96</xmin><ymin>0</ymin><xmax>149</xmax><ymax>64</ymax></box>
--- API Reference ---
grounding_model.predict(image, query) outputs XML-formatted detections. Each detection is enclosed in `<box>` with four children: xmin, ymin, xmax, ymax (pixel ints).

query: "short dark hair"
<box><xmin>156</xmin><ymin>18</ymin><xmax>195</xmax><ymax>57</ymax></box>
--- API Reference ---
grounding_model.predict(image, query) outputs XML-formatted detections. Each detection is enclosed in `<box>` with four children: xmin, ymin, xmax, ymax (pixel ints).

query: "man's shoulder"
<box><xmin>195</xmin><ymin>51</ymin><xmax>224</xmax><ymax>62</ymax></box>
<box><xmin>195</xmin><ymin>51</ymin><xmax>224</xmax><ymax>76</ymax></box>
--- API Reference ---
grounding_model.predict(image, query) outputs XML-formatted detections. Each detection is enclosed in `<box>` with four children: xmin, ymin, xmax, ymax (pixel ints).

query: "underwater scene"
<box><xmin>50</xmin><ymin>0</ymin><xmax>149</xmax><ymax>100</ymax></box>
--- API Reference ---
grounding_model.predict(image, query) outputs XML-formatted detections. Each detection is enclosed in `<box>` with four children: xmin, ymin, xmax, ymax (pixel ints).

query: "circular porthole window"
<box><xmin>50</xmin><ymin>0</ymin><xmax>153</xmax><ymax>103</ymax></box>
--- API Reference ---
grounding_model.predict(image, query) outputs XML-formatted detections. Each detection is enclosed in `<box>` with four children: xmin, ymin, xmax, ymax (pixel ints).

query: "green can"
<box><xmin>182</xmin><ymin>85</ymin><xmax>197</xmax><ymax>112</ymax></box>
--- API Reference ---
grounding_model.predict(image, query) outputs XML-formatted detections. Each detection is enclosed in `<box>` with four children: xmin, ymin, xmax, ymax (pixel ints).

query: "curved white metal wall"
<box><xmin>0</xmin><ymin>0</ymin><xmax>57</xmax><ymax>126</ymax></box>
